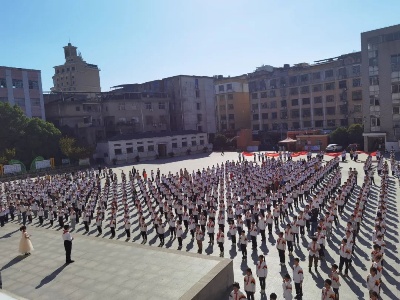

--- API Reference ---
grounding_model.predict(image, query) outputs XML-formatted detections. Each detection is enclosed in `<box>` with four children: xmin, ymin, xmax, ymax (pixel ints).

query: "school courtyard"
<box><xmin>0</xmin><ymin>152</ymin><xmax>399</xmax><ymax>300</ymax></box>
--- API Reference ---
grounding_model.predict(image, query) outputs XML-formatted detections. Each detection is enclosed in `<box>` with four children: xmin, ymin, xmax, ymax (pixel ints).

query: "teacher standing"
<box><xmin>62</xmin><ymin>225</ymin><xmax>74</xmax><ymax>264</ymax></box>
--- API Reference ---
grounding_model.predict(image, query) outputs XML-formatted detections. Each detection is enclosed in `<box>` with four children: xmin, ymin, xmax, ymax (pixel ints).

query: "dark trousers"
<box><xmin>278</xmin><ymin>249</ymin><xmax>285</xmax><ymax>263</ymax></box>
<box><xmin>260</xmin><ymin>229</ymin><xmax>266</xmax><ymax>241</ymax></box>
<box><xmin>64</xmin><ymin>240</ymin><xmax>72</xmax><ymax>263</ymax></box>
<box><xmin>268</xmin><ymin>223</ymin><xmax>272</xmax><ymax>234</ymax></box>
<box><xmin>84</xmin><ymin>221</ymin><xmax>89</xmax><ymax>232</ymax></box>
<box><xmin>246</xmin><ymin>291</ymin><xmax>254</xmax><ymax>300</ymax></box>
<box><xmin>125</xmin><ymin>229</ymin><xmax>131</xmax><ymax>238</ymax></box>
<box><xmin>295</xmin><ymin>282</ymin><xmax>303</xmax><ymax>297</ymax></box>
<box><xmin>339</xmin><ymin>256</ymin><xmax>349</xmax><ymax>274</ymax></box>
<box><xmin>178</xmin><ymin>237</ymin><xmax>182</xmax><ymax>247</ymax></box>
<box><xmin>251</xmin><ymin>236</ymin><xmax>257</xmax><ymax>249</ymax></box>
<box><xmin>218</xmin><ymin>242</ymin><xmax>224</xmax><ymax>253</ymax></box>
<box><xmin>241</xmin><ymin>244</ymin><xmax>247</xmax><ymax>258</ymax></box>
<box><xmin>300</xmin><ymin>226</ymin><xmax>305</xmax><ymax>236</ymax></box>
<box><xmin>97</xmin><ymin>226</ymin><xmax>102</xmax><ymax>234</ymax></box>
<box><xmin>287</xmin><ymin>241</ymin><xmax>293</xmax><ymax>252</ymax></box>
<box><xmin>141</xmin><ymin>231</ymin><xmax>147</xmax><ymax>240</ymax></box>
<box><xmin>309</xmin><ymin>255</ymin><xmax>318</xmax><ymax>269</ymax></box>
<box><xmin>259</xmin><ymin>276</ymin><xmax>266</xmax><ymax>290</ymax></box>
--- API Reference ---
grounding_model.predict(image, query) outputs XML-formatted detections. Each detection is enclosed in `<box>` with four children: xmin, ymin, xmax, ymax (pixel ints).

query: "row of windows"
<box><xmin>220</xmin><ymin>114</ymin><xmax>235</xmax><ymax>121</ymax></box>
<box><xmin>218</xmin><ymin>83</ymin><xmax>233</xmax><ymax>92</ymax></box>
<box><xmin>252</xmin><ymin>118</ymin><xmax>358</xmax><ymax>131</ymax></box>
<box><xmin>114</xmin><ymin>140</ymin><xmax>205</xmax><ymax>155</ymax></box>
<box><xmin>251</xmin><ymin>79</ymin><xmax>361</xmax><ymax>98</ymax></box>
<box><xmin>56</xmin><ymin>66</ymin><xmax>76</xmax><ymax>74</ymax></box>
<box><xmin>218</xmin><ymin>94</ymin><xmax>234</xmax><ymax>100</ymax></box>
<box><xmin>0</xmin><ymin>78</ymin><xmax>39</xmax><ymax>89</ymax></box>
<box><xmin>0</xmin><ymin>98</ymin><xmax>41</xmax><ymax>106</ymax></box>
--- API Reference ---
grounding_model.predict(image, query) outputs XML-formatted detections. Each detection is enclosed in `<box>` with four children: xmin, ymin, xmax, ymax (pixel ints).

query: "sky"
<box><xmin>1</xmin><ymin>0</ymin><xmax>399</xmax><ymax>92</ymax></box>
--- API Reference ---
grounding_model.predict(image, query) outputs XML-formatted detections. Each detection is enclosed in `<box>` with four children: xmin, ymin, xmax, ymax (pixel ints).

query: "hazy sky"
<box><xmin>1</xmin><ymin>0</ymin><xmax>399</xmax><ymax>91</ymax></box>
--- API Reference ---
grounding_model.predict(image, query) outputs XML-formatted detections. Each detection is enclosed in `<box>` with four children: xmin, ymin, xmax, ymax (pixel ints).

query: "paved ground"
<box><xmin>1</xmin><ymin>151</ymin><xmax>399</xmax><ymax>299</ymax></box>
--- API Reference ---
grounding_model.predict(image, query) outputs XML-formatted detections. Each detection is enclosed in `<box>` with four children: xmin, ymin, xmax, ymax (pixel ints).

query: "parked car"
<box><xmin>326</xmin><ymin>144</ymin><xmax>343</xmax><ymax>152</ymax></box>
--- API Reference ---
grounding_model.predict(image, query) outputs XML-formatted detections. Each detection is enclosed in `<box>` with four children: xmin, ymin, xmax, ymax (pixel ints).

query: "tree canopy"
<box><xmin>0</xmin><ymin>102</ymin><xmax>61</xmax><ymax>166</ymax></box>
<box><xmin>329</xmin><ymin>124</ymin><xmax>364</xmax><ymax>149</ymax></box>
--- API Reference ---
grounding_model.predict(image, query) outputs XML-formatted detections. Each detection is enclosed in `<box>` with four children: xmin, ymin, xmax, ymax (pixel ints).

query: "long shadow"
<box><xmin>0</xmin><ymin>255</ymin><xmax>28</xmax><ymax>271</ymax></box>
<box><xmin>35</xmin><ymin>264</ymin><xmax>67</xmax><ymax>289</ymax></box>
<box><xmin>0</xmin><ymin>229</ymin><xmax>20</xmax><ymax>239</ymax></box>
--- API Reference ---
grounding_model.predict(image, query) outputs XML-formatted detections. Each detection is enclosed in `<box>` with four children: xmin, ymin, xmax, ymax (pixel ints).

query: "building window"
<box><xmin>292</xmin><ymin>122</ymin><xmax>300</xmax><ymax>129</ymax></box>
<box><xmin>392</xmin><ymin>83</ymin><xmax>400</xmax><ymax>94</ymax></box>
<box><xmin>370</xmin><ymin>95</ymin><xmax>380</xmax><ymax>106</ymax></box>
<box><xmin>228</xmin><ymin>104</ymin><xmax>234</xmax><ymax>110</ymax></box>
<box><xmin>280</xmin><ymin>110</ymin><xmax>287</xmax><ymax>119</ymax></box>
<box><xmin>302</xmin><ymin>108</ymin><xmax>311</xmax><ymax>117</ymax></box>
<box><xmin>126</xmin><ymin>147</ymin><xmax>133</xmax><ymax>154</ymax></box>
<box><xmin>271</xmin><ymin>112</ymin><xmax>277</xmax><ymax>119</ymax></box>
<box><xmin>226</xmin><ymin>83</ymin><xmax>232</xmax><ymax>90</ymax></box>
<box><xmin>291</xmin><ymin>109</ymin><xmax>299</xmax><ymax>118</ymax></box>
<box><xmin>14</xmin><ymin>98</ymin><xmax>25</xmax><ymax>108</ymax></box>
<box><xmin>393</xmin><ymin>107</ymin><xmax>400</xmax><ymax>114</ymax></box>
<box><xmin>315</xmin><ymin>120</ymin><xmax>324</xmax><ymax>127</ymax></box>
<box><xmin>253</xmin><ymin>114</ymin><xmax>259</xmax><ymax>120</ymax></box>
<box><xmin>340</xmin><ymin>119</ymin><xmax>348</xmax><ymax>126</ymax></box>
<box><xmin>270</xmin><ymin>101</ymin><xmax>277</xmax><ymax>108</ymax></box>
<box><xmin>352</xmin><ymin>78</ymin><xmax>361</xmax><ymax>87</ymax></box>
<box><xmin>300</xmin><ymin>74</ymin><xmax>309</xmax><ymax>83</ymax></box>
<box><xmin>326</xmin><ymin>95</ymin><xmax>334</xmax><ymax>102</ymax></box>
<box><xmin>289</xmin><ymin>76</ymin><xmax>297</xmax><ymax>85</ymax></box>
<box><xmin>339</xmin><ymin>104</ymin><xmax>348</xmax><ymax>114</ymax></box>
<box><xmin>289</xmin><ymin>87</ymin><xmax>298</xmax><ymax>95</ymax></box>
<box><xmin>195</xmin><ymin>90</ymin><xmax>200</xmax><ymax>98</ymax></box>
<box><xmin>262</xmin><ymin>124</ymin><xmax>268</xmax><ymax>131</ymax></box>
<box><xmin>252</xmin><ymin>93</ymin><xmax>258</xmax><ymax>99</ymax></box>
<box><xmin>145</xmin><ymin>102</ymin><xmax>152</xmax><ymax>110</ymax></box>
<box><xmin>280</xmin><ymin>100</ymin><xmax>287</xmax><ymax>107</ymax></box>
<box><xmin>391</xmin><ymin>54</ymin><xmax>400</xmax><ymax>71</ymax></box>
<box><xmin>12</xmin><ymin>79</ymin><xmax>23</xmax><ymax>89</ymax></box>
<box><xmin>172</xmin><ymin>142</ymin><xmax>178</xmax><ymax>149</ymax></box>
<box><xmin>227</xmin><ymin>114</ymin><xmax>234</xmax><ymax>120</ymax></box>
<box><xmin>158</xmin><ymin>102</ymin><xmax>166</xmax><ymax>109</ymax></box>
<box><xmin>28</xmin><ymin>80</ymin><xmax>39</xmax><ymax>90</ymax></box>
<box><xmin>302</xmin><ymin>98</ymin><xmax>310</xmax><ymax>105</ymax></box>
<box><xmin>326</xmin><ymin>107</ymin><xmax>336</xmax><ymax>115</ymax></box>
<box><xmin>352</xmin><ymin>90</ymin><xmax>362</xmax><ymax>101</ymax></box>
<box><xmin>314</xmin><ymin>96</ymin><xmax>322</xmax><ymax>104</ymax></box>
<box><xmin>261</xmin><ymin>102</ymin><xmax>268</xmax><ymax>109</ymax></box>
<box><xmin>269</xmin><ymin>90</ymin><xmax>276</xmax><ymax>97</ymax></box>
<box><xmin>312</xmin><ymin>84</ymin><xmax>322</xmax><ymax>92</ymax></box>
<box><xmin>0</xmin><ymin>78</ymin><xmax>6</xmax><ymax>88</ymax></box>
<box><xmin>339</xmin><ymin>80</ymin><xmax>347</xmax><ymax>89</ymax></box>
<box><xmin>114</xmin><ymin>149</ymin><xmax>122</xmax><ymax>155</ymax></box>
<box><xmin>352</xmin><ymin>65</ymin><xmax>360</xmax><ymax>75</ymax></box>
<box><xmin>253</xmin><ymin>124</ymin><xmax>260</xmax><ymax>130</ymax></box>
<box><xmin>312</xmin><ymin>72</ymin><xmax>321</xmax><ymax>80</ymax></box>
<box><xmin>148</xmin><ymin>145</ymin><xmax>155</xmax><ymax>152</ymax></box>
<box><xmin>197</xmin><ymin>114</ymin><xmax>202</xmax><ymax>122</ymax></box>
<box><xmin>218</xmin><ymin>85</ymin><xmax>224</xmax><ymax>92</ymax></box>
<box><xmin>325</xmin><ymin>82</ymin><xmax>335</xmax><ymax>90</ymax></box>
<box><xmin>325</xmin><ymin>69</ymin><xmax>334</xmax><ymax>78</ymax></box>
<box><xmin>371</xmin><ymin>117</ymin><xmax>380</xmax><ymax>127</ymax></box>
<box><xmin>219</xmin><ymin>95</ymin><xmax>226</xmax><ymax>101</ymax></box>
<box><xmin>353</xmin><ymin>105</ymin><xmax>362</xmax><ymax>113</ymax></box>
<box><xmin>291</xmin><ymin>99</ymin><xmax>298</xmax><ymax>106</ymax></box>
<box><xmin>196</xmin><ymin>102</ymin><xmax>201</xmax><ymax>110</ymax></box>
<box><xmin>261</xmin><ymin>113</ymin><xmax>268</xmax><ymax>120</ymax></box>
<box><xmin>191</xmin><ymin>141</ymin><xmax>197</xmax><ymax>146</ymax></box>
<box><xmin>369</xmin><ymin>76</ymin><xmax>379</xmax><ymax>86</ymax></box>
<box><xmin>260</xmin><ymin>92</ymin><xmax>267</xmax><ymax>99</ymax></box>
<box><xmin>300</xmin><ymin>86</ymin><xmax>310</xmax><ymax>94</ymax></box>
<box><xmin>137</xmin><ymin>146</ymin><xmax>144</xmax><ymax>152</ymax></box>
<box><xmin>303</xmin><ymin>121</ymin><xmax>312</xmax><ymax>128</ymax></box>
<box><xmin>314</xmin><ymin>108</ymin><xmax>323</xmax><ymax>116</ymax></box>
<box><xmin>327</xmin><ymin>120</ymin><xmax>336</xmax><ymax>127</ymax></box>
<box><xmin>227</xmin><ymin>94</ymin><xmax>233</xmax><ymax>100</ymax></box>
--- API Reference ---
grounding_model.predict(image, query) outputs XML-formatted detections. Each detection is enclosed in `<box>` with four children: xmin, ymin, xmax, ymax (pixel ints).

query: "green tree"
<box><xmin>347</xmin><ymin>123</ymin><xmax>364</xmax><ymax>147</ymax></box>
<box><xmin>213</xmin><ymin>134</ymin><xmax>228</xmax><ymax>150</ymax></box>
<box><xmin>59</xmin><ymin>137</ymin><xmax>94</xmax><ymax>162</ymax></box>
<box><xmin>329</xmin><ymin>127</ymin><xmax>349</xmax><ymax>146</ymax></box>
<box><xmin>0</xmin><ymin>102</ymin><xmax>61</xmax><ymax>166</ymax></box>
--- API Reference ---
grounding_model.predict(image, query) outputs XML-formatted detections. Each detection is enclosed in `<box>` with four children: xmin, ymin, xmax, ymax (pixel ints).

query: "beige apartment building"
<box><xmin>51</xmin><ymin>43</ymin><xmax>101</xmax><ymax>93</ymax></box>
<box><xmin>361</xmin><ymin>24</ymin><xmax>400</xmax><ymax>151</ymax></box>
<box><xmin>0</xmin><ymin>66</ymin><xmax>45</xmax><ymax>119</ymax></box>
<box><xmin>214</xmin><ymin>75</ymin><xmax>251</xmax><ymax>132</ymax></box>
<box><xmin>248</xmin><ymin>52</ymin><xmax>363</xmax><ymax>137</ymax></box>
<box><xmin>44</xmin><ymin>91</ymin><xmax>170</xmax><ymax>146</ymax></box>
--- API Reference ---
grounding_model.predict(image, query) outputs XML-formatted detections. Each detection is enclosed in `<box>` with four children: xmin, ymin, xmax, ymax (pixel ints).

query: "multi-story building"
<box><xmin>113</xmin><ymin>75</ymin><xmax>217</xmax><ymax>134</ymax></box>
<box><xmin>51</xmin><ymin>43</ymin><xmax>101</xmax><ymax>93</ymax></box>
<box><xmin>214</xmin><ymin>75</ymin><xmax>251</xmax><ymax>132</ymax></box>
<box><xmin>361</xmin><ymin>24</ymin><xmax>400</xmax><ymax>151</ymax></box>
<box><xmin>0</xmin><ymin>66</ymin><xmax>45</xmax><ymax>119</ymax></box>
<box><xmin>44</xmin><ymin>91</ymin><xmax>170</xmax><ymax>146</ymax></box>
<box><xmin>248</xmin><ymin>52</ymin><xmax>363</xmax><ymax>142</ymax></box>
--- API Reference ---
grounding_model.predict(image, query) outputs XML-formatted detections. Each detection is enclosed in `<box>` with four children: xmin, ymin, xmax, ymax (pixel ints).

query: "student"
<box><xmin>292</xmin><ymin>258</ymin><xmax>303</xmax><ymax>299</ymax></box>
<box><xmin>321</xmin><ymin>279</ymin><xmax>336</xmax><ymax>300</ymax></box>
<box><xmin>256</xmin><ymin>255</ymin><xmax>268</xmax><ymax>295</ymax></box>
<box><xmin>277</xmin><ymin>231</ymin><xmax>287</xmax><ymax>266</ymax></box>
<box><xmin>282</xmin><ymin>273</ymin><xmax>293</xmax><ymax>300</ymax></box>
<box><xmin>239</xmin><ymin>230</ymin><xmax>248</xmax><ymax>260</ymax></box>
<box><xmin>195</xmin><ymin>225</ymin><xmax>204</xmax><ymax>254</ymax></box>
<box><xmin>330</xmin><ymin>264</ymin><xmax>341</xmax><ymax>299</ymax></box>
<box><xmin>229</xmin><ymin>282</ymin><xmax>246</xmax><ymax>300</ymax></box>
<box><xmin>308</xmin><ymin>237</ymin><xmax>320</xmax><ymax>272</ymax></box>
<box><xmin>216</xmin><ymin>227</ymin><xmax>225</xmax><ymax>257</ymax></box>
<box><xmin>244</xmin><ymin>268</ymin><xmax>256</xmax><ymax>300</ymax></box>
<box><xmin>176</xmin><ymin>220</ymin><xmax>183</xmax><ymax>249</ymax></box>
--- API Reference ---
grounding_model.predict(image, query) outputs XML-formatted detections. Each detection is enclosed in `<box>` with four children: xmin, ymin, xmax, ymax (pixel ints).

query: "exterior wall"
<box><xmin>248</xmin><ymin>52</ymin><xmax>363</xmax><ymax>135</ymax></box>
<box><xmin>361</xmin><ymin>25</ymin><xmax>400</xmax><ymax>148</ymax></box>
<box><xmin>215</xmin><ymin>76</ymin><xmax>251</xmax><ymax>132</ymax></box>
<box><xmin>0</xmin><ymin>66</ymin><xmax>45</xmax><ymax>119</ymax></box>
<box><xmin>102</xmin><ymin>132</ymin><xmax>210</xmax><ymax>164</ymax></box>
<box><xmin>52</xmin><ymin>43</ymin><xmax>101</xmax><ymax>93</ymax></box>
